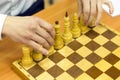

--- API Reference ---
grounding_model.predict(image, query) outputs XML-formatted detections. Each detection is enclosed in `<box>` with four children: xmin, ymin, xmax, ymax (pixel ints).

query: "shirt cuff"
<box><xmin>0</xmin><ymin>14</ymin><xmax>7</xmax><ymax>40</ymax></box>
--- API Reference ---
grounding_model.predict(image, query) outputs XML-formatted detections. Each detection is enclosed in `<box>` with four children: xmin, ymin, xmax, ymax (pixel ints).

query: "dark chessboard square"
<box><xmin>103</xmin><ymin>41</ymin><xmax>118</xmax><ymax>51</ymax></box>
<box><xmin>49</xmin><ymin>52</ymin><xmax>65</xmax><ymax>63</ymax></box>
<box><xmin>85</xmin><ymin>41</ymin><xmax>100</xmax><ymax>51</ymax></box>
<box><xmin>47</xmin><ymin>65</ymin><xmax>64</xmax><ymax>78</ymax></box>
<box><xmin>105</xmin><ymin>66</ymin><xmax>120</xmax><ymax>79</ymax></box>
<box><xmin>104</xmin><ymin>54</ymin><xmax>119</xmax><ymax>65</ymax></box>
<box><xmin>86</xmin><ymin>53</ymin><xmax>101</xmax><ymax>64</ymax></box>
<box><xmin>66</xmin><ymin>65</ymin><xmax>83</xmax><ymax>78</ymax></box>
<box><xmin>67</xmin><ymin>40</ymin><xmax>83</xmax><ymax>51</ymax></box>
<box><xmin>86</xmin><ymin>66</ymin><xmax>102</xmax><ymax>79</ymax></box>
<box><xmin>27</xmin><ymin>64</ymin><xmax>44</xmax><ymax>78</ymax></box>
<box><xmin>102</xmin><ymin>30</ymin><xmax>116</xmax><ymax>39</ymax></box>
<box><xmin>85</xmin><ymin>30</ymin><xmax>99</xmax><ymax>39</ymax></box>
<box><xmin>67</xmin><ymin>52</ymin><xmax>83</xmax><ymax>64</ymax></box>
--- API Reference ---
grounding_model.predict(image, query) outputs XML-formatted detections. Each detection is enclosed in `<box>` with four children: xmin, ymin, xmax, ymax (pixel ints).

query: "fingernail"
<box><xmin>95</xmin><ymin>23</ymin><xmax>98</xmax><ymax>26</ymax></box>
<box><xmin>45</xmin><ymin>51</ymin><xmax>49</xmax><ymax>55</ymax></box>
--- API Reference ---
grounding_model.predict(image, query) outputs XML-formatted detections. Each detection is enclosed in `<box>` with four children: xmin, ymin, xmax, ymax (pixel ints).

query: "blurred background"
<box><xmin>44</xmin><ymin>0</ymin><xmax>61</xmax><ymax>8</ymax></box>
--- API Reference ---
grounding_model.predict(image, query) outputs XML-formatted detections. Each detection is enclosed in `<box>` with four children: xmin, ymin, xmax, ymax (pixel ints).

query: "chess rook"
<box><xmin>21</xmin><ymin>46</ymin><xmax>34</xmax><ymax>67</ymax></box>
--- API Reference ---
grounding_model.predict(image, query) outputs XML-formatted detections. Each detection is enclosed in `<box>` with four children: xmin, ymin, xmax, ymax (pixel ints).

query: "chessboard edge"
<box><xmin>100</xmin><ymin>23</ymin><xmax>120</xmax><ymax>35</ymax></box>
<box><xmin>11</xmin><ymin>60</ymin><xmax>36</xmax><ymax>80</ymax></box>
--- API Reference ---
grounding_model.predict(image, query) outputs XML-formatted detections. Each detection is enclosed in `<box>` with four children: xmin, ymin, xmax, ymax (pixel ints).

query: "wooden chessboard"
<box><xmin>12</xmin><ymin>23</ymin><xmax>120</xmax><ymax>80</ymax></box>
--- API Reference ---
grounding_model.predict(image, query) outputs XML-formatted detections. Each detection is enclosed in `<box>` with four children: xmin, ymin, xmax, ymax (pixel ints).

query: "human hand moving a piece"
<box><xmin>2</xmin><ymin>16</ymin><xmax>55</xmax><ymax>55</ymax></box>
<box><xmin>78</xmin><ymin>0</ymin><xmax>114</xmax><ymax>26</ymax></box>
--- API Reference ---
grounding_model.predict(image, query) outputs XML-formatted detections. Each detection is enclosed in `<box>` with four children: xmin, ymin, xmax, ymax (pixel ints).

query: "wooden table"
<box><xmin>0</xmin><ymin>0</ymin><xmax>120</xmax><ymax>80</ymax></box>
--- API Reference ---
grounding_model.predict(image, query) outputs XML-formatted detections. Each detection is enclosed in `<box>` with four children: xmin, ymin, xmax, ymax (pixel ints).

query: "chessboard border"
<box><xmin>12</xmin><ymin>59</ymin><xmax>36</xmax><ymax>80</ymax></box>
<box><xmin>11</xmin><ymin>23</ymin><xmax>120</xmax><ymax>80</ymax></box>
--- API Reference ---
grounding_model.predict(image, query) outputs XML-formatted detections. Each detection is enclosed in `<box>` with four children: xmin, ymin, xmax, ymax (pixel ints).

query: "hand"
<box><xmin>2</xmin><ymin>16</ymin><xmax>55</xmax><ymax>55</ymax></box>
<box><xmin>78</xmin><ymin>0</ymin><xmax>114</xmax><ymax>26</ymax></box>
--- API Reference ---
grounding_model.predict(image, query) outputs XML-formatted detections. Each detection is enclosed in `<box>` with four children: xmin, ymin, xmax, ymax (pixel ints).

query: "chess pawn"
<box><xmin>62</xmin><ymin>12</ymin><xmax>73</xmax><ymax>44</ymax></box>
<box><xmin>89</xmin><ymin>19</ymin><xmax>96</xmax><ymax>28</ymax></box>
<box><xmin>71</xmin><ymin>13</ymin><xmax>81</xmax><ymax>38</ymax></box>
<box><xmin>47</xmin><ymin>46</ymin><xmax>55</xmax><ymax>57</ymax></box>
<box><xmin>54</xmin><ymin>21</ymin><xmax>64</xmax><ymax>50</ymax></box>
<box><xmin>32</xmin><ymin>50</ymin><xmax>43</xmax><ymax>62</ymax></box>
<box><xmin>48</xmin><ymin>46</ymin><xmax>55</xmax><ymax>56</ymax></box>
<box><xmin>21</xmin><ymin>46</ymin><xmax>34</xmax><ymax>67</ymax></box>
<box><xmin>79</xmin><ymin>14</ymin><xmax>89</xmax><ymax>34</ymax></box>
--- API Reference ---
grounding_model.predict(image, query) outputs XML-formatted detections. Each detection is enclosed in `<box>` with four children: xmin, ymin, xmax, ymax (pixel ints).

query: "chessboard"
<box><xmin>12</xmin><ymin>22</ymin><xmax>120</xmax><ymax>80</ymax></box>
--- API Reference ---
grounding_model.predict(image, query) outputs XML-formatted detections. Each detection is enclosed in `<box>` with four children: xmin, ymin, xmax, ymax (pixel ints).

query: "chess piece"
<box><xmin>32</xmin><ymin>50</ymin><xmax>43</xmax><ymax>62</ymax></box>
<box><xmin>62</xmin><ymin>12</ymin><xmax>73</xmax><ymax>44</ymax></box>
<box><xmin>48</xmin><ymin>46</ymin><xmax>55</xmax><ymax>56</ymax></box>
<box><xmin>21</xmin><ymin>46</ymin><xmax>34</xmax><ymax>67</ymax></box>
<box><xmin>54</xmin><ymin>21</ymin><xmax>64</xmax><ymax>50</ymax></box>
<box><xmin>88</xmin><ymin>19</ymin><xmax>96</xmax><ymax>28</ymax></box>
<box><xmin>71</xmin><ymin>13</ymin><xmax>81</xmax><ymax>38</ymax></box>
<box><xmin>79</xmin><ymin>14</ymin><xmax>89</xmax><ymax>34</ymax></box>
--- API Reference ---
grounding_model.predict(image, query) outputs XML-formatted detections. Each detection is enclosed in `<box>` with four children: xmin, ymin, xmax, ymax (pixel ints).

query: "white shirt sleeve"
<box><xmin>0</xmin><ymin>14</ymin><xmax>7</xmax><ymax>40</ymax></box>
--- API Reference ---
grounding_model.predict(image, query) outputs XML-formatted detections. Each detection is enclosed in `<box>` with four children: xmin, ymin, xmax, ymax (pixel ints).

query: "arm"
<box><xmin>0</xmin><ymin>14</ymin><xmax>7</xmax><ymax>40</ymax></box>
<box><xmin>2</xmin><ymin>16</ymin><xmax>55</xmax><ymax>55</ymax></box>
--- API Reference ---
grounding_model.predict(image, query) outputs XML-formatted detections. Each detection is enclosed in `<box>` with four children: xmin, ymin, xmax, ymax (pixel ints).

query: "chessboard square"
<box><xmin>105</xmin><ymin>66</ymin><xmax>120</xmax><ymax>79</ymax></box>
<box><xmin>76</xmin><ymin>73</ymin><xmax>94</xmax><ymax>80</ymax></box>
<box><xmin>48</xmin><ymin>52</ymin><xmax>65</xmax><ymax>63</ymax></box>
<box><xmin>85</xmin><ymin>41</ymin><xmax>100</xmax><ymax>51</ymax></box>
<box><xmin>116</xmin><ymin>76</ymin><xmax>120</xmax><ymax>80</ymax></box>
<box><xmin>113</xmin><ymin>47</ymin><xmax>120</xmax><ymax>58</ymax></box>
<box><xmin>57</xmin><ymin>58</ymin><xmax>74</xmax><ymax>71</ymax></box>
<box><xmin>94</xmin><ymin>47</ymin><xmax>110</xmax><ymax>58</ymax></box>
<box><xmin>86</xmin><ymin>66</ymin><xmax>102</xmax><ymax>79</ymax></box>
<box><xmin>104</xmin><ymin>54</ymin><xmax>119</xmax><ymax>65</ymax></box>
<box><xmin>86</xmin><ymin>53</ymin><xmax>101</xmax><ymax>64</ymax></box>
<box><xmin>111</xmin><ymin>35</ymin><xmax>120</xmax><ymax>46</ymax></box>
<box><xmin>76</xmin><ymin>59</ymin><xmax>93</xmax><ymax>71</ymax></box>
<box><xmin>56</xmin><ymin>72</ymin><xmax>74</xmax><ymax>80</ymax></box>
<box><xmin>76</xmin><ymin>46</ymin><xmax>92</xmax><ymax>57</ymax></box>
<box><xmin>102</xmin><ymin>30</ymin><xmax>116</xmax><ymax>39</ymax></box>
<box><xmin>36</xmin><ymin>72</ymin><xmax>54</xmax><ymax>80</ymax></box>
<box><xmin>67</xmin><ymin>40</ymin><xmax>83</xmax><ymax>51</ymax></box>
<box><xmin>38</xmin><ymin>58</ymin><xmax>55</xmax><ymax>70</ymax></box>
<box><xmin>103</xmin><ymin>41</ymin><xmax>118</xmax><ymax>51</ymax></box>
<box><xmin>47</xmin><ymin>65</ymin><xmax>64</xmax><ymax>78</ymax></box>
<box><xmin>114</xmin><ymin>61</ymin><xmax>120</xmax><ymax>70</ymax></box>
<box><xmin>76</xmin><ymin>35</ymin><xmax>91</xmax><ymax>45</ymax></box>
<box><xmin>85</xmin><ymin>29</ymin><xmax>99</xmax><ymax>39</ymax></box>
<box><xmin>58</xmin><ymin>46</ymin><xmax>74</xmax><ymax>57</ymax></box>
<box><xmin>93</xmin><ymin>25</ymin><xmax>107</xmax><ymax>34</ymax></box>
<box><xmin>93</xmin><ymin>35</ymin><xmax>109</xmax><ymax>45</ymax></box>
<box><xmin>27</xmin><ymin>64</ymin><xmax>44</xmax><ymax>78</ymax></box>
<box><xmin>95</xmin><ymin>59</ymin><xmax>112</xmax><ymax>72</ymax></box>
<box><xmin>67</xmin><ymin>52</ymin><xmax>83</xmax><ymax>64</ymax></box>
<box><xmin>66</xmin><ymin>65</ymin><xmax>83</xmax><ymax>78</ymax></box>
<box><xmin>95</xmin><ymin>73</ymin><xmax>113</xmax><ymax>80</ymax></box>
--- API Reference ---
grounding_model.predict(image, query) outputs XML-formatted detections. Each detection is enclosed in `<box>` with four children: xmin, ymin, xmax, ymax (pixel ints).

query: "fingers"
<box><xmin>35</xmin><ymin>17</ymin><xmax>55</xmax><ymax>39</ymax></box>
<box><xmin>103</xmin><ymin>0</ymin><xmax>114</xmax><ymax>14</ymax></box>
<box><xmin>35</xmin><ymin>26</ymin><xmax>54</xmax><ymax>46</ymax></box>
<box><xmin>87</xmin><ymin>0</ymin><xmax>97</xmax><ymax>25</ymax></box>
<box><xmin>30</xmin><ymin>33</ymin><xmax>51</xmax><ymax>50</ymax></box>
<box><xmin>78</xmin><ymin>0</ymin><xmax>83</xmax><ymax>17</ymax></box>
<box><xmin>95</xmin><ymin>0</ymin><xmax>102</xmax><ymax>25</ymax></box>
<box><xmin>27</xmin><ymin>40</ymin><xmax>48</xmax><ymax>55</ymax></box>
<box><xmin>82</xmin><ymin>0</ymin><xmax>90</xmax><ymax>23</ymax></box>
